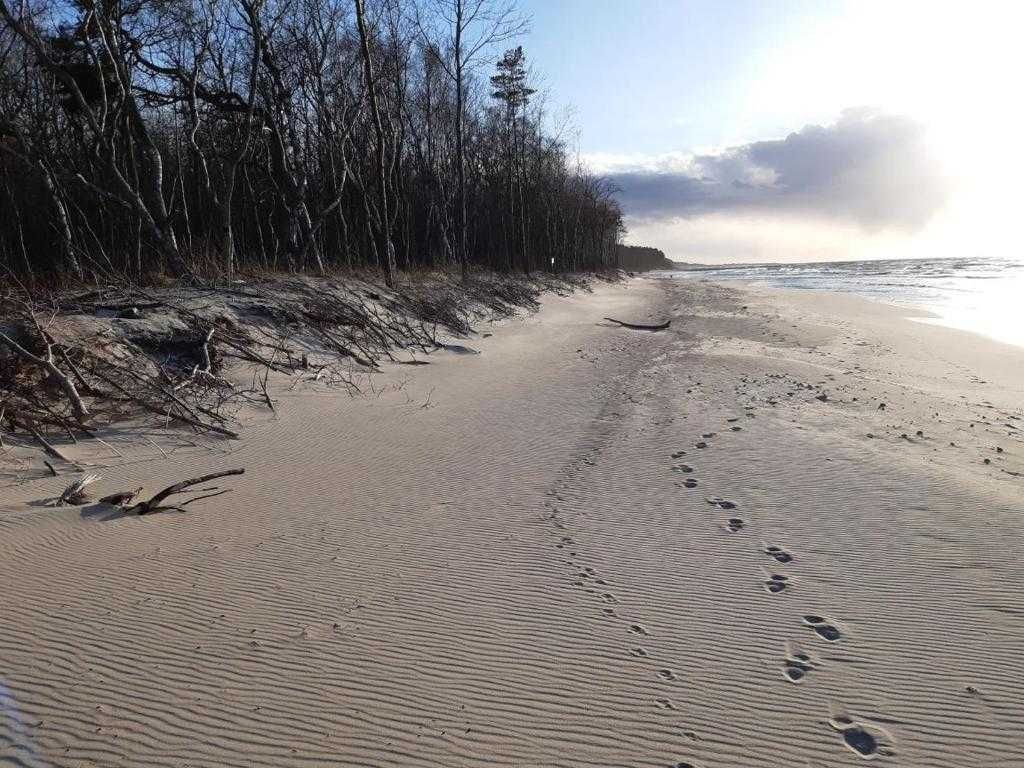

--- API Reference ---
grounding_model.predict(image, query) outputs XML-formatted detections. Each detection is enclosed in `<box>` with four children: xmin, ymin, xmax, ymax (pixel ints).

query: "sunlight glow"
<box><xmin>738</xmin><ymin>0</ymin><xmax>1024</xmax><ymax>260</ymax></box>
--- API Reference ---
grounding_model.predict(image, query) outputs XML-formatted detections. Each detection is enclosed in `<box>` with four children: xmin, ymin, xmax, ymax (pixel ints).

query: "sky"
<box><xmin>518</xmin><ymin>0</ymin><xmax>1023</xmax><ymax>263</ymax></box>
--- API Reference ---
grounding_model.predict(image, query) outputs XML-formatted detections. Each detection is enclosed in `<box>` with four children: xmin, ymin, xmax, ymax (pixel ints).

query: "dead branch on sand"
<box><xmin>122</xmin><ymin>468</ymin><xmax>245</xmax><ymax>515</ymax></box>
<box><xmin>8</xmin><ymin>418</ymin><xmax>80</xmax><ymax>467</ymax></box>
<box><xmin>98</xmin><ymin>487</ymin><xmax>143</xmax><ymax>507</ymax></box>
<box><xmin>0</xmin><ymin>304</ymin><xmax>89</xmax><ymax>420</ymax></box>
<box><xmin>87</xmin><ymin>366</ymin><xmax>240</xmax><ymax>439</ymax></box>
<box><xmin>603</xmin><ymin>317</ymin><xmax>671</xmax><ymax>331</ymax></box>
<box><xmin>56</xmin><ymin>473</ymin><xmax>101</xmax><ymax>505</ymax></box>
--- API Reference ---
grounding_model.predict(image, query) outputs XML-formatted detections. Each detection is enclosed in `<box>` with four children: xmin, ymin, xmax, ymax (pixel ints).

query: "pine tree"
<box><xmin>491</xmin><ymin>46</ymin><xmax>535</xmax><ymax>271</ymax></box>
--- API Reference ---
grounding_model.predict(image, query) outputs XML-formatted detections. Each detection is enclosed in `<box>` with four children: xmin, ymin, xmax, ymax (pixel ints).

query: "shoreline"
<box><xmin>666</xmin><ymin>261</ymin><xmax>1024</xmax><ymax>350</ymax></box>
<box><xmin>1</xmin><ymin>276</ymin><xmax>1021</xmax><ymax>766</ymax></box>
<box><xmin>777</xmin><ymin>283</ymin><xmax>1024</xmax><ymax>351</ymax></box>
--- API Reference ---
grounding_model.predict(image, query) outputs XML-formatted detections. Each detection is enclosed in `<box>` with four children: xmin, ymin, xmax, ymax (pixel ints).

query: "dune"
<box><xmin>1</xmin><ymin>276</ymin><xmax>1022</xmax><ymax>767</ymax></box>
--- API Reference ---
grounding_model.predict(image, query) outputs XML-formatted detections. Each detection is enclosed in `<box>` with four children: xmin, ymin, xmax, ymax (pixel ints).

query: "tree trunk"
<box><xmin>454</xmin><ymin>2</ymin><xmax>469</xmax><ymax>281</ymax></box>
<box><xmin>355</xmin><ymin>0</ymin><xmax>396</xmax><ymax>288</ymax></box>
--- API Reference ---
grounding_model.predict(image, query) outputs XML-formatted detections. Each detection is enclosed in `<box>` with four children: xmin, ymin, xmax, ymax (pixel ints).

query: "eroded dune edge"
<box><xmin>1</xmin><ymin>276</ymin><xmax>1022</xmax><ymax>767</ymax></box>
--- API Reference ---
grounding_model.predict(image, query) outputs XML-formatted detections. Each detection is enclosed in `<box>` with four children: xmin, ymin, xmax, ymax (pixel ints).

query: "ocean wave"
<box><xmin>669</xmin><ymin>258</ymin><xmax>1023</xmax><ymax>341</ymax></box>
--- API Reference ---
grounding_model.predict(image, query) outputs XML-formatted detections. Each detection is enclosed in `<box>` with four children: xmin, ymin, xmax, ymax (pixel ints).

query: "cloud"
<box><xmin>598</xmin><ymin>109</ymin><xmax>948</xmax><ymax>232</ymax></box>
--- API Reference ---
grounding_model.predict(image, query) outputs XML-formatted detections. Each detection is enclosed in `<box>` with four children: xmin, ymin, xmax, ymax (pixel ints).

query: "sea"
<box><xmin>657</xmin><ymin>257</ymin><xmax>1024</xmax><ymax>348</ymax></box>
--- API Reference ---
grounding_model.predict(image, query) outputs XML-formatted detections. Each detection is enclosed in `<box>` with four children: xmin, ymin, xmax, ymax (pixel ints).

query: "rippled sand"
<box><xmin>2</xmin><ymin>277</ymin><xmax>1021</xmax><ymax>767</ymax></box>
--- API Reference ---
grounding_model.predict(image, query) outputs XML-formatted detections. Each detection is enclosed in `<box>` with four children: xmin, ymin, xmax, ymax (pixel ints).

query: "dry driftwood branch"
<box><xmin>88</xmin><ymin>367</ymin><xmax>240</xmax><ymax>439</ymax></box>
<box><xmin>185</xmin><ymin>308</ymin><xmax>290</xmax><ymax>373</ymax></box>
<box><xmin>13</xmin><ymin>419</ymin><xmax>77</xmax><ymax>464</ymax></box>
<box><xmin>217</xmin><ymin>333</ymin><xmax>292</xmax><ymax>374</ymax></box>
<box><xmin>198</xmin><ymin>328</ymin><xmax>215</xmax><ymax>373</ymax></box>
<box><xmin>126</xmin><ymin>468</ymin><xmax>244</xmax><ymax>515</ymax></box>
<box><xmin>59</xmin><ymin>347</ymin><xmax>97</xmax><ymax>396</ymax></box>
<box><xmin>260</xmin><ymin>377</ymin><xmax>276</xmax><ymax>414</ymax></box>
<box><xmin>173</xmin><ymin>328</ymin><xmax>234</xmax><ymax>391</ymax></box>
<box><xmin>58</xmin><ymin>473</ymin><xmax>100</xmax><ymax>506</ymax></box>
<box><xmin>118</xmin><ymin>365</ymin><xmax>229</xmax><ymax>425</ymax></box>
<box><xmin>178</xmin><ymin>488</ymin><xmax>231</xmax><ymax>506</ymax></box>
<box><xmin>23</xmin><ymin>390</ymin><xmax>79</xmax><ymax>441</ymax></box>
<box><xmin>0</xmin><ymin>306</ymin><xmax>90</xmax><ymax>420</ymax></box>
<box><xmin>176</xmin><ymin>366</ymin><xmax>234</xmax><ymax>392</ymax></box>
<box><xmin>603</xmin><ymin>317</ymin><xmax>671</xmax><ymax>331</ymax></box>
<box><xmin>98</xmin><ymin>487</ymin><xmax>142</xmax><ymax>506</ymax></box>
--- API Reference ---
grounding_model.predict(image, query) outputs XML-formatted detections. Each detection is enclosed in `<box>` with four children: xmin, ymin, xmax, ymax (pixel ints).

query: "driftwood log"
<box><xmin>126</xmin><ymin>468</ymin><xmax>245</xmax><ymax>515</ymax></box>
<box><xmin>603</xmin><ymin>317</ymin><xmax>671</xmax><ymax>331</ymax></box>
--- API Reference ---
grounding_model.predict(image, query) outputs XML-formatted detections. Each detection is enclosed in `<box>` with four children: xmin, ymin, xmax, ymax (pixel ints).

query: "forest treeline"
<box><xmin>0</xmin><ymin>0</ymin><xmax>628</xmax><ymax>286</ymax></box>
<box><xmin>615</xmin><ymin>244</ymin><xmax>673</xmax><ymax>271</ymax></box>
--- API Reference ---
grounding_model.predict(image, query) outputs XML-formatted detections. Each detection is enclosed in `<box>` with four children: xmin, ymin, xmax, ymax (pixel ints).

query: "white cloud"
<box><xmin>603</xmin><ymin>109</ymin><xmax>947</xmax><ymax>232</ymax></box>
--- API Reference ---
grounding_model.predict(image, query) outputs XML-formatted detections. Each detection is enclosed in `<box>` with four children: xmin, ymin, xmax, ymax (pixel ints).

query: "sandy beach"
<box><xmin>2</xmin><ymin>275</ymin><xmax>1022</xmax><ymax>767</ymax></box>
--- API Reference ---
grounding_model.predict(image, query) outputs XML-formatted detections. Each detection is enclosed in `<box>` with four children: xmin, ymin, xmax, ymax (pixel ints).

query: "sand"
<box><xmin>1</xmin><ymin>276</ymin><xmax>1022</xmax><ymax>767</ymax></box>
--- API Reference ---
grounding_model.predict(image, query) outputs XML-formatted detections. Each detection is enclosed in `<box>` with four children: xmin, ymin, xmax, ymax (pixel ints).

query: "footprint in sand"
<box><xmin>701</xmin><ymin>432</ymin><xmax>716</xmax><ymax>438</ymax></box>
<box><xmin>682</xmin><ymin>478</ymin><xmax>698</xmax><ymax>488</ymax></box>
<box><xmin>726</xmin><ymin>518</ymin><xmax>745</xmax><ymax>533</ymax></box>
<box><xmin>765</xmin><ymin>545</ymin><xmax>793</xmax><ymax>563</ymax></box>
<box><xmin>299</xmin><ymin>623</ymin><xmax>340</xmax><ymax>640</ymax></box>
<box><xmin>782</xmin><ymin>649</ymin><xmax>814</xmax><ymax>683</ymax></box>
<box><xmin>671</xmin><ymin>450</ymin><xmax>687</xmax><ymax>459</ymax></box>
<box><xmin>658</xmin><ymin>668</ymin><xmax>678</xmax><ymax>680</ymax></box>
<box><xmin>672</xmin><ymin>463</ymin><xmax>695</xmax><ymax>473</ymax></box>
<box><xmin>706</xmin><ymin>497</ymin><xmax>737</xmax><ymax>510</ymax></box>
<box><xmin>655</xmin><ymin>697</ymin><xmax>675</xmax><ymax>710</ymax></box>
<box><xmin>602</xmin><ymin>592</ymin><xmax>618</xmax><ymax>603</ymax></box>
<box><xmin>764</xmin><ymin>574</ymin><xmax>789</xmax><ymax>593</ymax></box>
<box><xmin>629</xmin><ymin>623</ymin><xmax>649</xmax><ymax>636</ymax></box>
<box><xmin>803</xmin><ymin>614</ymin><xmax>842</xmax><ymax>642</ymax></box>
<box><xmin>730</xmin><ymin>426</ymin><xmax>742</xmax><ymax>432</ymax></box>
<box><xmin>829</xmin><ymin>713</ymin><xmax>894</xmax><ymax>758</ymax></box>
<box><xmin>629</xmin><ymin>647</ymin><xmax>648</xmax><ymax>658</ymax></box>
<box><xmin>695</xmin><ymin>441</ymin><xmax>709</xmax><ymax>449</ymax></box>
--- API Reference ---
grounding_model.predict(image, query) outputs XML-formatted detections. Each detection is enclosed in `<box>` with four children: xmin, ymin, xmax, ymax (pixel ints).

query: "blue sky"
<box><xmin>515</xmin><ymin>1</ymin><xmax>1023</xmax><ymax>263</ymax></box>
<box><xmin>520</xmin><ymin>0</ymin><xmax>839</xmax><ymax>155</ymax></box>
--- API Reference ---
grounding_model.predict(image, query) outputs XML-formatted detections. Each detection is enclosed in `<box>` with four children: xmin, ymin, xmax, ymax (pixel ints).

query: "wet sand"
<box><xmin>1</xmin><ymin>276</ymin><xmax>1022</xmax><ymax>766</ymax></box>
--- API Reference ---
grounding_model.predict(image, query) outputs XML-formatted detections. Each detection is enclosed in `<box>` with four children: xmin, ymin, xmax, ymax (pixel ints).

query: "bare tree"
<box><xmin>415</xmin><ymin>0</ymin><xmax>526</xmax><ymax>279</ymax></box>
<box><xmin>0</xmin><ymin>0</ymin><xmax>191</xmax><ymax>275</ymax></box>
<box><xmin>354</xmin><ymin>0</ymin><xmax>396</xmax><ymax>287</ymax></box>
<box><xmin>1</xmin><ymin>0</ymin><xmax>625</xmax><ymax>283</ymax></box>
